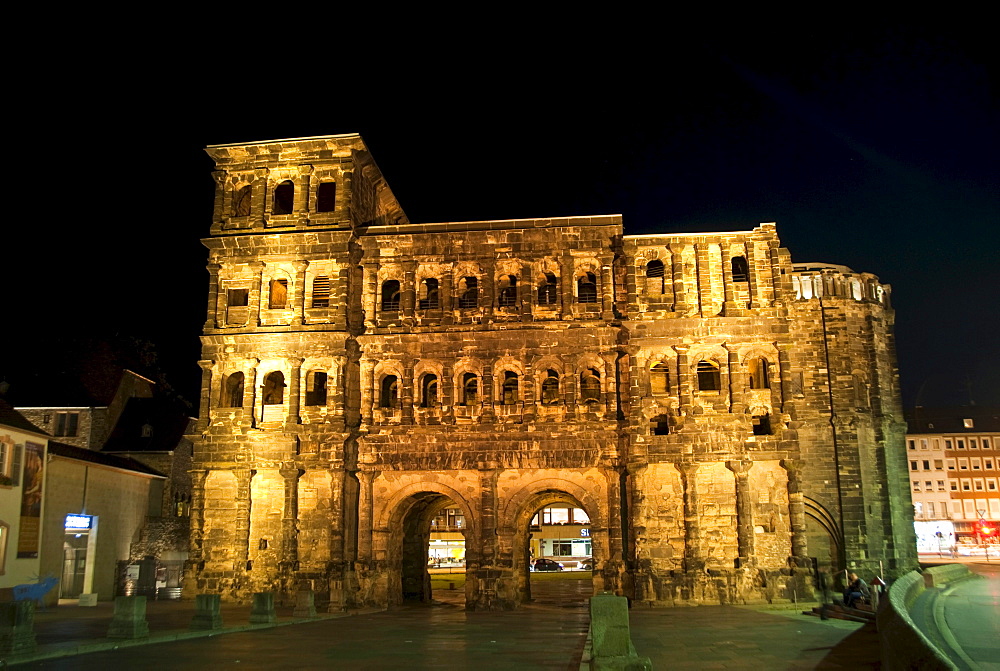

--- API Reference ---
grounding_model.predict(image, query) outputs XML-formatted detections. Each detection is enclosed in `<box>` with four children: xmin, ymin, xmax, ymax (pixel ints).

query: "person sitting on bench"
<box><xmin>843</xmin><ymin>572</ymin><xmax>870</xmax><ymax>608</ymax></box>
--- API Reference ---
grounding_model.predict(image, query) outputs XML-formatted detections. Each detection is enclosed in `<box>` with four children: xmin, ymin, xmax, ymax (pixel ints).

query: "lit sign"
<box><xmin>580</xmin><ymin>528</ymin><xmax>590</xmax><ymax>537</ymax></box>
<box><xmin>65</xmin><ymin>514</ymin><xmax>92</xmax><ymax>530</ymax></box>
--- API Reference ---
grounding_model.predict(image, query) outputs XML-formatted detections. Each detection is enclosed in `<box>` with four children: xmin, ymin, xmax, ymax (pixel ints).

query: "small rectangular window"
<box><xmin>988</xmin><ymin>480</ymin><xmax>997</xmax><ymax>491</ymax></box>
<box><xmin>982</xmin><ymin>438</ymin><xmax>991</xmax><ymax>449</ymax></box>
<box><xmin>970</xmin><ymin>440</ymin><xmax>978</xmax><ymax>449</ymax></box>
<box><xmin>55</xmin><ymin>412</ymin><xmax>80</xmax><ymax>437</ymax></box>
<box><xmin>934</xmin><ymin>460</ymin><xmax>944</xmax><ymax>470</ymax></box>
<box><xmin>910</xmin><ymin>461</ymin><xmax>918</xmax><ymax>471</ymax></box>
<box><xmin>937</xmin><ymin>480</ymin><xmax>946</xmax><ymax>491</ymax></box>
<box><xmin>957</xmin><ymin>440</ymin><xmax>966</xmax><ymax>449</ymax></box>
<box><xmin>950</xmin><ymin>481</ymin><xmax>958</xmax><ymax>491</ymax></box>
<box><xmin>922</xmin><ymin>460</ymin><xmax>930</xmax><ymax>470</ymax></box>
<box><xmin>959</xmin><ymin>459</ymin><xmax>968</xmax><ymax>470</ymax></box>
<box><xmin>972</xmin><ymin>459</ymin><xmax>982</xmax><ymax>470</ymax></box>
<box><xmin>963</xmin><ymin>418</ymin><xmax>974</xmax><ymax>428</ymax></box>
<box><xmin>962</xmin><ymin>480</ymin><xmax>971</xmax><ymax>491</ymax></box>
<box><xmin>921</xmin><ymin>439</ymin><xmax>928</xmax><ymax>450</ymax></box>
<box><xmin>945</xmin><ymin>440</ymin><xmax>953</xmax><ymax>449</ymax></box>
<box><xmin>908</xmin><ymin>440</ymin><xmax>915</xmax><ymax>450</ymax></box>
<box><xmin>912</xmin><ymin>481</ymin><xmax>920</xmax><ymax>491</ymax></box>
<box><xmin>947</xmin><ymin>459</ymin><xmax>956</xmax><ymax>470</ymax></box>
<box><xmin>228</xmin><ymin>288</ymin><xmax>249</xmax><ymax>307</ymax></box>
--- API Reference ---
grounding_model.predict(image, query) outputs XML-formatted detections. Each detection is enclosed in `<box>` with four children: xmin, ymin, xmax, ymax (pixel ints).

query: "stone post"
<box><xmin>695</xmin><ymin>243</ymin><xmax>712</xmax><ymax>316</ymax></box>
<box><xmin>440</xmin><ymin>270</ymin><xmax>454</xmax><ymax>325</ymax></box>
<box><xmin>601</xmin><ymin>261</ymin><xmax>614</xmax><ymax>320</ymax></box>
<box><xmin>334</xmin><ymin>264</ymin><xmax>349</xmax><ymax>330</ymax></box>
<box><xmin>726</xmin><ymin>460</ymin><xmax>755</xmax><ymax>568</ymax></box>
<box><xmin>481</xmin><ymin>366</ymin><xmax>495</xmax><ymax>423</ymax></box>
<box><xmin>482</xmin><ymin>259</ymin><xmax>496</xmax><ymax>320</ymax></box>
<box><xmin>205</xmin><ymin>263</ymin><xmax>221</xmax><ymax>329</ymax></box>
<box><xmin>441</xmin><ymin>362</ymin><xmax>455</xmax><ymax>424</ymax></box>
<box><xmin>781</xmin><ymin>459</ymin><xmax>809</xmax><ymax>565</ymax></box>
<box><xmin>234</xmin><ymin>468</ymin><xmax>255</xmax><ymax>571</ymax></box>
<box><xmin>725</xmin><ymin>344</ymin><xmax>744</xmax><ymax>415</ymax></box>
<box><xmin>280</xmin><ymin>465</ymin><xmax>303</xmax><ymax>568</ymax></box>
<box><xmin>357</xmin><ymin>470</ymin><xmax>376</xmax><ymax>562</ymax></box>
<box><xmin>190</xmin><ymin>594</ymin><xmax>223</xmax><ymax>630</ymax></box>
<box><xmin>721</xmin><ymin>246</ymin><xmax>740</xmax><ymax>316</ymax></box>
<box><xmin>680</xmin><ymin>463</ymin><xmax>703</xmax><ymax>572</ymax></box>
<box><xmin>0</xmin><ymin>601</ymin><xmax>36</xmax><ymax>655</ymax></box>
<box><xmin>522</xmin><ymin>360</ymin><xmax>536</xmax><ymax>422</ymax></box>
<box><xmin>197</xmin><ymin>360</ymin><xmax>213</xmax><ymax>432</ymax></box>
<box><xmin>560</xmin><ymin>253</ymin><xmax>575</xmax><ymax>319</ymax></box>
<box><xmin>746</xmin><ymin>242</ymin><xmax>763</xmax><ymax>309</ymax></box>
<box><xmin>363</xmin><ymin>263</ymin><xmax>377</xmax><ymax>329</ymax></box>
<box><xmin>603</xmin><ymin>354</ymin><xmax>617</xmax><ymax>420</ymax></box>
<box><xmin>768</xmin><ymin>238</ymin><xmax>784</xmax><ymax>307</ymax></box>
<box><xmin>249</xmin><ymin>592</ymin><xmax>276</xmax><ymax>624</ymax></box>
<box><xmin>286</xmin><ymin>358</ymin><xmax>303</xmax><ymax>428</ymax></box>
<box><xmin>360</xmin><ymin>358</ymin><xmax>375</xmax><ymax>426</ymax></box>
<box><xmin>519</xmin><ymin>261</ymin><xmax>533</xmax><ymax>320</ymax></box>
<box><xmin>589</xmin><ymin>594</ymin><xmax>651</xmax><ymax>670</ymax></box>
<box><xmin>294</xmin><ymin>164</ymin><xmax>312</xmax><ymax>221</ymax></box>
<box><xmin>249</xmin><ymin>261</ymin><xmax>264</xmax><ymax>326</ymax></box>
<box><xmin>669</xmin><ymin>243</ymin><xmax>688</xmax><ymax>314</ymax></box>
<box><xmin>293</xmin><ymin>590</ymin><xmax>317</xmax><ymax>618</ymax></box>
<box><xmin>674</xmin><ymin>345</ymin><xmax>692</xmax><ymax>412</ymax></box>
<box><xmin>107</xmin><ymin>596</ymin><xmax>150</xmax><ymax>639</ymax></box>
<box><xmin>291</xmin><ymin>260</ymin><xmax>308</xmax><ymax>326</ymax></box>
<box><xmin>776</xmin><ymin>342</ymin><xmax>794</xmax><ymax>418</ymax></box>
<box><xmin>401</xmin><ymin>358</ymin><xmax>415</xmax><ymax>425</ymax></box>
<box><xmin>242</xmin><ymin>363</ymin><xmax>258</xmax><ymax>429</ymax></box>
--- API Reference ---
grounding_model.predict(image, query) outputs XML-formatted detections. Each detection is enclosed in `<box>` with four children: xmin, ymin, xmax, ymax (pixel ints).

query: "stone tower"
<box><xmin>187</xmin><ymin>134</ymin><xmax>916</xmax><ymax>608</ymax></box>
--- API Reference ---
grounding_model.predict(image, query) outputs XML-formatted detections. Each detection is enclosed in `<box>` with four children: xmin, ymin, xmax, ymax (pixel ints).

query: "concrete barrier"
<box><xmin>292</xmin><ymin>590</ymin><xmax>317</xmax><ymax>618</ymax></box>
<box><xmin>190</xmin><ymin>594</ymin><xmax>224</xmax><ymax>630</ymax></box>
<box><xmin>876</xmin><ymin>571</ymin><xmax>955</xmax><ymax>671</ymax></box>
<box><xmin>0</xmin><ymin>600</ymin><xmax>37</xmax><ymax>655</ymax></box>
<box><xmin>586</xmin><ymin>593</ymin><xmax>651</xmax><ymax>670</ymax></box>
<box><xmin>249</xmin><ymin>592</ymin><xmax>277</xmax><ymax>625</ymax></box>
<box><xmin>922</xmin><ymin>564</ymin><xmax>972</xmax><ymax>589</ymax></box>
<box><xmin>107</xmin><ymin>596</ymin><xmax>150</xmax><ymax>639</ymax></box>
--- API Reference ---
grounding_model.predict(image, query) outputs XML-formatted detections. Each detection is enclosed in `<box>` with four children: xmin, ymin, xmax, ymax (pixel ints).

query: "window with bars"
<box><xmin>311</xmin><ymin>276</ymin><xmax>331</xmax><ymax>307</ymax></box>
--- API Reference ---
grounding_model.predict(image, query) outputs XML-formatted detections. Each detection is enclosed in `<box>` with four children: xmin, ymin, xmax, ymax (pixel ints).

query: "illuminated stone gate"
<box><xmin>186</xmin><ymin>135</ymin><xmax>917</xmax><ymax>609</ymax></box>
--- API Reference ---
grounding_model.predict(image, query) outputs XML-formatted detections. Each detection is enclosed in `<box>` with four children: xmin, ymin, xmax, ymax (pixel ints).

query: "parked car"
<box><xmin>531</xmin><ymin>558</ymin><xmax>564</xmax><ymax>572</ymax></box>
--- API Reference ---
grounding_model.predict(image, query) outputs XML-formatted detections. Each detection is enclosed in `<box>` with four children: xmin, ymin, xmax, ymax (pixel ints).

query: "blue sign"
<box><xmin>65</xmin><ymin>514</ymin><xmax>92</xmax><ymax>530</ymax></box>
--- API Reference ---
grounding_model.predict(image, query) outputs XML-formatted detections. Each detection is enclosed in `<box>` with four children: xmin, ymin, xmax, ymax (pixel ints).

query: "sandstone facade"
<box><xmin>187</xmin><ymin>134</ymin><xmax>916</xmax><ymax>609</ymax></box>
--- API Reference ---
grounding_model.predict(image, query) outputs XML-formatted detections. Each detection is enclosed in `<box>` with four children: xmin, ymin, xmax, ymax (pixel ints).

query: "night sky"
<box><xmin>4</xmin><ymin>22</ymin><xmax>997</xmax><ymax>411</ymax></box>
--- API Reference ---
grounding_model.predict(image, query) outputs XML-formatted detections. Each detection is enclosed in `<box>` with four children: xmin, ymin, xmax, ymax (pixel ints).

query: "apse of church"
<box><xmin>186</xmin><ymin>135</ymin><xmax>917</xmax><ymax>609</ymax></box>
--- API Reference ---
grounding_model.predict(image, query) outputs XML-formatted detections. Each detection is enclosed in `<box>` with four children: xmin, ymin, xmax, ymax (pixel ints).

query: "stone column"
<box><xmin>280</xmin><ymin>465</ymin><xmax>303</xmax><ymax>568</ymax></box>
<box><xmin>401</xmin><ymin>260</ymin><xmax>417</xmax><ymax>321</ymax></box>
<box><xmin>680</xmin><ymin>463</ymin><xmax>703</xmax><ymax>572</ymax></box>
<box><xmin>251</xmin><ymin>169</ymin><xmax>268</xmax><ymax>227</ymax></box>
<box><xmin>768</xmin><ymin>239</ymin><xmax>784</xmax><ymax>307</ymax></box>
<box><xmin>726</xmin><ymin>460</ymin><xmax>755</xmax><ymax>568</ymax></box>
<box><xmin>286</xmin><ymin>358</ymin><xmax>303</xmax><ymax>427</ymax></box>
<box><xmin>776</xmin><ymin>343</ymin><xmax>795</xmax><ymax>418</ymax></box>
<box><xmin>205</xmin><ymin>263</ymin><xmax>221</xmax><ymax>329</ymax></box>
<box><xmin>674</xmin><ymin>345</ymin><xmax>692</xmax><ymax>412</ymax></box>
<box><xmin>479</xmin><ymin>469</ymin><xmax>500</xmax><ymax>566</ymax></box>
<box><xmin>669</xmin><ymin>243</ymin><xmax>688</xmax><ymax>314</ymax></box>
<box><xmin>695</xmin><ymin>243</ymin><xmax>711</xmax><ymax>316</ymax></box>
<box><xmin>197</xmin><ymin>361</ymin><xmax>213</xmax><ymax>432</ymax></box>
<box><xmin>603</xmin><ymin>354</ymin><xmax>617</xmax><ymax>420</ymax></box>
<box><xmin>601</xmin><ymin>260</ymin><xmax>614</xmax><ymax>320</ymax></box>
<box><xmin>291</xmin><ymin>260</ymin><xmax>308</xmax><ymax>326</ymax></box>
<box><xmin>357</xmin><ymin>470</ymin><xmax>376</xmax><ymax>562</ymax></box>
<box><xmin>249</xmin><ymin>262</ymin><xmax>265</xmax><ymax>326</ymax></box>
<box><xmin>725</xmin><ymin>344</ymin><xmax>744</xmax><ymax>415</ymax></box>
<box><xmin>519</xmin><ymin>261</ymin><xmax>533</xmax><ymax>320</ymax></box>
<box><xmin>440</xmin><ymin>270</ymin><xmax>454</xmax><ymax>325</ymax></box>
<box><xmin>401</xmin><ymin>358</ymin><xmax>415</xmax><ymax>425</ymax></box>
<box><xmin>363</xmin><ymin>263</ymin><xmax>378</xmax><ymax>330</ymax></box>
<box><xmin>781</xmin><ymin>459</ymin><xmax>809</xmax><ymax>565</ymax></box>
<box><xmin>334</xmin><ymin>265</ymin><xmax>349</xmax><ymax>330</ymax></box>
<box><xmin>481</xmin><ymin>365</ymin><xmax>495</xmax><ymax>422</ymax></box>
<box><xmin>189</xmin><ymin>469</ymin><xmax>208</xmax><ymax>565</ymax></box>
<box><xmin>241</xmin><ymin>363</ymin><xmax>258</xmax><ymax>429</ymax></box>
<box><xmin>234</xmin><ymin>468</ymin><xmax>255</xmax><ymax>571</ymax></box>
<box><xmin>211</xmin><ymin>171</ymin><xmax>227</xmax><ymax>226</ymax></box>
<box><xmin>522</xmin><ymin>360</ymin><xmax>536</xmax><ymax>421</ymax></box>
<box><xmin>482</xmin><ymin>259</ymin><xmax>496</xmax><ymax>319</ymax></box>
<box><xmin>560</xmin><ymin>253</ymin><xmax>576</xmax><ymax>319</ymax></box>
<box><xmin>746</xmin><ymin>242</ymin><xmax>763</xmax><ymax>309</ymax></box>
<box><xmin>441</xmin><ymin>362</ymin><xmax>455</xmax><ymax>424</ymax></box>
<box><xmin>360</xmin><ymin>357</ymin><xmax>375</xmax><ymax>426</ymax></box>
<box><xmin>721</xmin><ymin>247</ymin><xmax>739</xmax><ymax>316</ymax></box>
<box><xmin>563</xmin><ymin>363</ymin><xmax>577</xmax><ymax>420</ymax></box>
<box><xmin>294</xmin><ymin>164</ymin><xmax>312</xmax><ymax>222</ymax></box>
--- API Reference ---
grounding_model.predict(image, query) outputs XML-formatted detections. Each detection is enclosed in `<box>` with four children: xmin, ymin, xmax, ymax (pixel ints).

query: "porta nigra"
<box><xmin>186</xmin><ymin>134</ymin><xmax>917</xmax><ymax>610</ymax></box>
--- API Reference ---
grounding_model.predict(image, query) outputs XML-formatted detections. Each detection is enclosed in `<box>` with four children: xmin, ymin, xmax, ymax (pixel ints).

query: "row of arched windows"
<box><xmin>647</xmin><ymin>356</ymin><xmax>772</xmax><ymax>394</ymax></box>
<box><xmin>642</xmin><ymin>256</ymin><xmax>750</xmax><ymax>294</ymax></box>
<box><xmin>379</xmin><ymin>272</ymin><xmax>595</xmax><ymax>312</ymax></box>
<box><xmin>231</xmin><ymin>181</ymin><xmax>337</xmax><ymax>218</ymax></box>
<box><xmin>219</xmin><ymin>370</ymin><xmax>329</xmax><ymax>408</ymax></box>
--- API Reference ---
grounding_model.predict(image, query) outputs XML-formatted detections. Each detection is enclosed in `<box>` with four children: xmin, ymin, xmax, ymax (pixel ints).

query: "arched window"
<box><xmin>462</xmin><ymin>373</ymin><xmax>479</xmax><ymax>405</ymax></box>
<box><xmin>502</xmin><ymin>372</ymin><xmax>519</xmax><ymax>405</ymax></box>
<box><xmin>650</xmin><ymin>362</ymin><xmax>670</xmax><ymax>395</ymax></box>
<box><xmin>311</xmin><ymin>276</ymin><xmax>331</xmax><ymax>307</ymax></box>
<box><xmin>650</xmin><ymin>414</ymin><xmax>670</xmax><ymax>436</ymax></box>
<box><xmin>380</xmin><ymin>375</ymin><xmax>398</xmax><ymax>409</ymax></box>
<box><xmin>537</xmin><ymin>273</ymin><xmax>558</xmax><ymax>305</ymax></box>
<box><xmin>752</xmin><ymin>413</ymin><xmax>772</xmax><ymax>435</ymax></box>
<box><xmin>577</xmin><ymin>272</ymin><xmax>598</xmax><ymax>303</ymax></box>
<box><xmin>305</xmin><ymin>371</ymin><xmax>327</xmax><ymax>406</ymax></box>
<box><xmin>233</xmin><ymin>184</ymin><xmax>252</xmax><ymax>217</ymax></box>
<box><xmin>541</xmin><ymin>370</ymin><xmax>560</xmax><ymax>405</ymax></box>
<box><xmin>269</xmin><ymin>279</ymin><xmax>288</xmax><ymax>309</ymax></box>
<box><xmin>316</xmin><ymin>181</ymin><xmax>337</xmax><ymax>212</ymax></box>
<box><xmin>381</xmin><ymin>280</ymin><xmax>401</xmax><ymax>311</ymax></box>
<box><xmin>696</xmin><ymin>360</ymin><xmax>721</xmax><ymax>392</ymax></box>
<box><xmin>731</xmin><ymin>257</ymin><xmax>749</xmax><ymax>282</ymax></box>
<box><xmin>458</xmin><ymin>277</ymin><xmax>478</xmax><ymax>309</ymax></box>
<box><xmin>580</xmin><ymin>368</ymin><xmax>601</xmax><ymax>402</ymax></box>
<box><xmin>645</xmin><ymin>260</ymin><xmax>665</xmax><ymax>294</ymax></box>
<box><xmin>420</xmin><ymin>374</ymin><xmax>439</xmax><ymax>408</ymax></box>
<box><xmin>273</xmin><ymin>180</ymin><xmax>294</xmax><ymax>215</ymax></box>
<box><xmin>223</xmin><ymin>372</ymin><xmax>244</xmax><ymax>407</ymax></box>
<box><xmin>497</xmin><ymin>275</ymin><xmax>518</xmax><ymax>307</ymax></box>
<box><xmin>747</xmin><ymin>357</ymin><xmax>770</xmax><ymax>389</ymax></box>
<box><xmin>419</xmin><ymin>278</ymin><xmax>439</xmax><ymax>309</ymax></box>
<box><xmin>263</xmin><ymin>371</ymin><xmax>285</xmax><ymax>405</ymax></box>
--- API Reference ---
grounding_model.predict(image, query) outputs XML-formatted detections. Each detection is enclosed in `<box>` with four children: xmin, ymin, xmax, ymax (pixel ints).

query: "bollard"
<box><xmin>249</xmin><ymin>592</ymin><xmax>277</xmax><ymax>624</ymax></box>
<box><xmin>292</xmin><ymin>590</ymin><xmax>317</xmax><ymax>618</ymax></box>
<box><xmin>589</xmin><ymin>593</ymin><xmax>651</xmax><ymax>670</ymax></box>
<box><xmin>0</xmin><ymin>601</ymin><xmax>37</xmax><ymax>655</ymax></box>
<box><xmin>107</xmin><ymin>595</ymin><xmax>150</xmax><ymax>639</ymax></box>
<box><xmin>190</xmin><ymin>593</ymin><xmax>224</xmax><ymax>630</ymax></box>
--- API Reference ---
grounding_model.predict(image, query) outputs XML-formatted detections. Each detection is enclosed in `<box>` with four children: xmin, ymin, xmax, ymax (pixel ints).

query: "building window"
<box><xmin>462</xmin><ymin>373</ymin><xmax>479</xmax><ymax>406</ymax></box>
<box><xmin>645</xmin><ymin>260</ymin><xmax>665</xmax><ymax>294</ymax></box>
<box><xmin>381</xmin><ymin>280</ymin><xmax>401</xmax><ymax>311</ymax></box>
<box><xmin>972</xmin><ymin>459</ymin><xmax>982</xmax><ymax>470</ymax></box>
<box><xmin>752</xmin><ymin>413</ymin><xmax>772</xmax><ymax>436</ymax></box>
<box><xmin>537</xmin><ymin>273</ymin><xmax>558</xmax><ymax>305</ymax></box>
<box><xmin>580</xmin><ymin>368</ymin><xmax>601</xmax><ymax>403</ymax></box>
<box><xmin>910</xmin><ymin>461</ymin><xmax>917</xmax><ymax>471</ymax></box>
<box><xmin>957</xmin><ymin>440</ymin><xmax>965</xmax><ymax>449</ymax></box>
<box><xmin>908</xmin><ymin>440</ymin><xmax>915</xmax><ymax>450</ymax></box>
<box><xmin>419</xmin><ymin>278</ymin><xmax>439</xmax><ymax>309</ymax></box>
<box><xmin>263</xmin><ymin>372</ymin><xmax>285</xmax><ymax>405</ymax></box>
<box><xmin>223</xmin><ymin>372</ymin><xmax>245</xmax><ymax>407</ymax></box>
<box><xmin>945</xmin><ymin>440</ymin><xmax>953</xmax><ymax>449</ymax></box>
<box><xmin>937</xmin><ymin>480</ymin><xmax>946</xmax><ymax>491</ymax></box>
<box><xmin>731</xmin><ymin>256</ymin><xmax>749</xmax><ymax>282</ymax></box>
<box><xmin>697</xmin><ymin>360</ymin><xmax>721</xmax><ymax>392</ymax></box>
<box><xmin>982</xmin><ymin>438</ymin><xmax>991</xmax><ymax>449</ymax></box>
<box><xmin>921</xmin><ymin>439</ymin><xmax>928</xmax><ymax>450</ymax></box>
<box><xmin>305</xmin><ymin>371</ymin><xmax>327</xmax><ymax>406</ymax></box>
<box><xmin>651</xmin><ymin>414</ymin><xmax>670</xmax><ymax>436</ymax></box>
<box><xmin>311</xmin><ymin>276</ymin><xmax>331</xmax><ymax>308</ymax></box>
<box><xmin>233</xmin><ymin>184</ymin><xmax>252</xmax><ymax>217</ymax></box>
<box><xmin>959</xmin><ymin>459</ymin><xmax>968</xmax><ymax>470</ymax></box>
<box><xmin>962</xmin><ymin>480</ymin><xmax>970</xmax><ymax>491</ymax></box>
<box><xmin>497</xmin><ymin>275</ymin><xmax>518</xmax><ymax>307</ymax></box>
<box><xmin>650</xmin><ymin>362</ymin><xmax>670</xmax><ymax>395</ymax></box>
<box><xmin>970</xmin><ymin>440</ymin><xmax>978</xmax><ymax>449</ymax></box>
<box><xmin>923</xmin><ymin>460</ymin><xmax>930</xmax><ymax>470</ymax></box>
<box><xmin>269</xmin><ymin>279</ymin><xmax>288</xmax><ymax>309</ymax></box>
<box><xmin>541</xmin><ymin>370</ymin><xmax>560</xmax><ymax>405</ymax></box>
<box><xmin>947</xmin><ymin>459</ymin><xmax>956</xmax><ymax>470</ymax></box>
<box><xmin>273</xmin><ymin>180</ymin><xmax>294</xmax><ymax>214</ymax></box>
<box><xmin>963</xmin><ymin>418</ymin><xmax>974</xmax><ymax>428</ymax></box>
<box><xmin>458</xmin><ymin>277</ymin><xmax>478</xmax><ymax>309</ymax></box>
<box><xmin>380</xmin><ymin>375</ymin><xmax>398</xmax><ymax>409</ymax></box>
<box><xmin>985</xmin><ymin>459</ymin><xmax>994</xmax><ymax>470</ymax></box>
<box><xmin>55</xmin><ymin>412</ymin><xmax>80</xmax><ymax>437</ymax></box>
<box><xmin>502</xmin><ymin>372</ymin><xmax>519</xmax><ymax>405</ymax></box>
<box><xmin>988</xmin><ymin>480</ymin><xmax>997</xmax><ymax>491</ymax></box>
<box><xmin>420</xmin><ymin>374</ymin><xmax>439</xmax><ymax>408</ymax></box>
<box><xmin>912</xmin><ymin>481</ymin><xmax>920</xmax><ymax>492</ymax></box>
<box><xmin>950</xmin><ymin>481</ymin><xmax>958</xmax><ymax>491</ymax></box>
<box><xmin>316</xmin><ymin>181</ymin><xmax>336</xmax><ymax>212</ymax></box>
<box><xmin>747</xmin><ymin>357</ymin><xmax>770</xmax><ymax>389</ymax></box>
<box><xmin>228</xmin><ymin>288</ymin><xmax>249</xmax><ymax>307</ymax></box>
<box><xmin>577</xmin><ymin>272</ymin><xmax>597</xmax><ymax>303</ymax></box>
<box><xmin>974</xmin><ymin>479</ymin><xmax>984</xmax><ymax>491</ymax></box>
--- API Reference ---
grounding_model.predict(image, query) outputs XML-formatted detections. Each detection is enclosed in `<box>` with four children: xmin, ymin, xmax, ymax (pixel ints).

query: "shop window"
<box><xmin>381</xmin><ymin>280</ymin><xmax>401</xmax><ymax>311</ymax></box>
<box><xmin>731</xmin><ymin>256</ymin><xmax>749</xmax><ymax>282</ymax></box>
<box><xmin>696</xmin><ymin>360</ymin><xmax>721</xmax><ymax>392</ymax></box>
<box><xmin>55</xmin><ymin>411</ymin><xmax>80</xmax><ymax>437</ymax></box>
<box><xmin>458</xmin><ymin>277</ymin><xmax>478</xmax><ymax>309</ymax></box>
<box><xmin>228</xmin><ymin>288</ymin><xmax>249</xmax><ymax>307</ymax></box>
<box><xmin>537</xmin><ymin>273</ymin><xmax>557</xmax><ymax>305</ymax></box>
<box><xmin>497</xmin><ymin>275</ymin><xmax>518</xmax><ymax>307</ymax></box>
<box><xmin>420</xmin><ymin>374</ymin><xmax>439</xmax><ymax>408</ymax></box>
<box><xmin>223</xmin><ymin>372</ymin><xmax>244</xmax><ymax>407</ymax></box>
<box><xmin>752</xmin><ymin>413</ymin><xmax>772</xmax><ymax>435</ymax></box>
<box><xmin>419</xmin><ymin>278</ymin><xmax>439</xmax><ymax>309</ymax></box>
<box><xmin>273</xmin><ymin>180</ymin><xmax>294</xmax><ymax>214</ymax></box>
<box><xmin>316</xmin><ymin>181</ymin><xmax>336</xmax><ymax>212</ymax></box>
<box><xmin>462</xmin><ymin>373</ymin><xmax>479</xmax><ymax>405</ymax></box>
<box><xmin>233</xmin><ymin>184</ymin><xmax>252</xmax><ymax>217</ymax></box>
<box><xmin>269</xmin><ymin>279</ymin><xmax>288</xmax><ymax>309</ymax></box>
<box><xmin>651</xmin><ymin>414</ymin><xmax>670</xmax><ymax>435</ymax></box>
<box><xmin>541</xmin><ymin>370</ymin><xmax>560</xmax><ymax>405</ymax></box>
<box><xmin>580</xmin><ymin>368</ymin><xmax>601</xmax><ymax>403</ymax></box>
<box><xmin>645</xmin><ymin>260</ymin><xmax>665</xmax><ymax>294</ymax></box>
<box><xmin>311</xmin><ymin>276</ymin><xmax>331</xmax><ymax>307</ymax></box>
<box><xmin>380</xmin><ymin>375</ymin><xmax>398</xmax><ymax>409</ymax></box>
<box><xmin>502</xmin><ymin>372</ymin><xmax>519</xmax><ymax>405</ymax></box>
<box><xmin>577</xmin><ymin>272</ymin><xmax>597</xmax><ymax>303</ymax></box>
<box><xmin>747</xmin><ymin>357</ymin><xmax>770</xmax><ymax>389</ymax></box>
<box><xmin>305</xmin><ymin>371</ymin><xmax>327</xmax><ymax>406</ymax></box>
<box><xmin>650</xmin><ymin>362</ymin><xmax>670</xmax><ymax>395</ymax></box>
<box><xmin>263</xmin><ymin>372</ymin><xmax>285</xmax><ymax>405</ymax></box>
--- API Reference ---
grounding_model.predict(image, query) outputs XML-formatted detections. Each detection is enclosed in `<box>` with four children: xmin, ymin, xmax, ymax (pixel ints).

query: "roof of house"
<box><xmin>905</xmin><ymin>406</ymin><xmax>1000</xmax><ymax>434</ymax></box>
<box><xmin>48</xmin><ymin>441</ymin><xmax>166</xmax><ymax>477</ymax></box>
<box><xmin>101</xmin><ymin>397</ymin><xmax>193</xmax><ymax>453</ymax></box>
<box><xmin>0</xmin><ymin>398</ymin><xmax>49</xmax><ymax>436</ymax></box>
